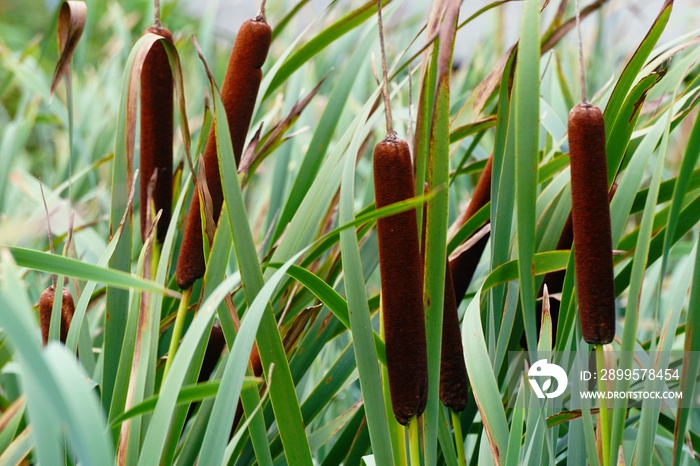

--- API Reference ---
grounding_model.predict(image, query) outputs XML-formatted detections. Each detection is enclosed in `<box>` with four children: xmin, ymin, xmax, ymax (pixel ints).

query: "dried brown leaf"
<box><xmin>448</xmin><ymin>223</ymin><xmax>491</xmax><ymax>262</ymax></box>
<box><xmin>239</xmin><ymin>76</ymin><xmax>327</xmax><ymax>182</ymax></box>
<box><xmin>118</xmin><ymin>207</ymin><xmax>160</xmax><ymax>466</ymax></box>
<box><xmin>51</xmin><ymin>1</ymin><xmax>87</xmax><ymax>95</ymax></box>
<box><xmin>196</xmin><ymin>159</ymin><xmax>217</xmax><ymax>245</ymax></box>
<box><xmin>238</xmin><ymin>123</ymin><xmax>264</xmax><ymax>183</ymax></box>
<box><xmin>435</xmin><ymin>0</ymin><xmax>460</xmax><ymax>86</ymax></box>
<box><xmin>110</xmin><ymin>32</ymin><xmax>178</xmax><ymax>234</ymax></box>
<box><xmin>541</xmin><ymin>0</ymin><xmax>610</xmax><ymax>54</ymax></box>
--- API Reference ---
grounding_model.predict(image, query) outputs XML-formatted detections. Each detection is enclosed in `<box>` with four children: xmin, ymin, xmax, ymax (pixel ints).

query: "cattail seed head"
<box><xmin>248</xmin><ymin>343</ymin><xmax>263</xmax><ymax>377</ymax></box>
<box><xmin>527</xmin><ymin>182</ymin><xmax>618</xmax><ymax>349</ymax></box>
<box><xmin>198</xmin><ymin>321</ymin><xmax>226</xmax><ymax>382</ymax></box>
<box><xmin>175</xmin><ymin>17</ymin><xmax>271</xmax><ymax>290</ymax></box>
<box><xmin>449</xmin><ymin>156</ymin><xmax>493</xmax><ymax>303</ymax></box>
<box><xmin>568</xmin><ymin>103</ymin><xmax>616</xmax><ymax>344</ymax></box>
<box><xmin>196</xmin><ymin>321</ymin><xmax>263</xmax><ymax>384</ymax></box>
<box><xmin>140</xmin><ymin>26</ymin><xmax>174</xmax><ymax>244</ymax></box>
<box><xmin>439</xmin><ymin>261</ymin><xmax>468</xmax><ymax>411</ymax></box>
<box><xmin>220</xmin><ymin>18</ymin><xmax>272</xmax><ymax>165</ymax></box>
<box><xmin>175</xmin><ymin>203</ymin><xmax>206</xmax><ymax>290</ymax></box>
<box><xmin>423</xmin><ymin>202</ymin><xmax>468</xmax><ymax>412</ymax></box>
<box><xmin>374</xmin><ymin>137</ymin><xmax>428</xmax><ymax>425</ymax></box>
<box><xmin>39</xmin><ymin>286</ymin><xmax>75</xmax><ymax>345</ymax></box>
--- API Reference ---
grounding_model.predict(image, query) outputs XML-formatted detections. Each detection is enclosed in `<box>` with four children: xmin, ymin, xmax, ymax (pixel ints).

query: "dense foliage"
<box><xmin>1</xmin><ymin>0</ymin><xmax>699</xmax><ymax>464</ymax></box>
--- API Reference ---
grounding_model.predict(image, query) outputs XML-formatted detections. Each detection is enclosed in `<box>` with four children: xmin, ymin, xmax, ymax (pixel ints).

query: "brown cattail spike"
<box><xmin>568</xmin><ymin>104</ymin><xmax>616</xmax><ymax>344</ymax></box>
<box><xmin>525</xmin><ymin>182</ymin><xmax>618</xmax><ymax>349</ymax></box>
<box><xmin>196</xmin><ymin>322</ymin><xmax>264</xmax><ymax>382</ymax></box>
<box><xmin>175</xmin><ymin>17</ymin><xmax>271</xmax><ymax>290</ymax></box>
<box><xmin>140</xmin><ymin>26</ymin><xmax>174</xmax><ymax>244</ymax></box>
<box><xmin>423</xmin><ymin>200</ymin><xmax>468</xmax><ymax>412</ymax></box>
<box><xmin>39</xmin><ymin>286</ymin><xmax>75</xmax><ymax>345</ymax></box>
<box><xmin>219</xmin><ymin>17</ymin><xmax>271</xmax><ymax>165</ymax></box>
<box><xmin>439</xmin><ymin>262</ymin><xmax>468</xmax><ymax>411</ymax></box>
<box><xmin>198</xmin><ymin>321</ymin><xmax>227</xmax><ymax>383</ymax></box>
<box><xmin>449</xmin><ymin>156</ymin><xmax>493</xmax><ymax>303</ymax></box>
<box><xmin>374</xmin><ymin>137</ymin><xmax>428</xmax><ymax>425</ymax></box>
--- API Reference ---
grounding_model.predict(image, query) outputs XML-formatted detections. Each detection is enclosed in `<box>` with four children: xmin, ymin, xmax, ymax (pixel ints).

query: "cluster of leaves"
<box><xmin>1</xmin><ymin>0</ymin><xmax>699</xmax><ymax>465</ymax></box>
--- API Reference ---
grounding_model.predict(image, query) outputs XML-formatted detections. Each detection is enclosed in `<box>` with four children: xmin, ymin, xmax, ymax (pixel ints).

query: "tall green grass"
<box><xmin>1</xmin><ymin>0</ymin><xmax>699</xmax><ymax>464</ymax></box>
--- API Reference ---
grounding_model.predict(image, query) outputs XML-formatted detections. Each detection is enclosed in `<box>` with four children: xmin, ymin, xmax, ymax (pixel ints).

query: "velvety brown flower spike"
<box><xmin>422</xmin><ymin>201</ymin><xmax>468</xmax><ymax>412</ymax></box>
<box><xmin>374</xmin><ymin>137</ymin><xmax>428</xmax><ymax>425</ymax></box>
<box><xmin>140</xmin><ymin>26</ymin><xmax>173</xmax><ymax>244</ymax></box>
<box><xmin>524</xmin><ymin>182</ymin><xmax>617</xmax><ymax>348</ymax></box>
<box><xmin>39</xmin><ymin>286</ymin><xmax>75</xmax><ymax>345</ymax></box>
<box><xmin>198</xmin><ymin>321</ymin><xmax>227</xmax><ymax>383</ymax></box>
<box><xmin>568</xmin><ymin>103</ymin><xmax>616</xmax><ymax>344</ymax></box>
<box><xmin>439</xmin><ymin>262</ymin><xmax>468</xmax><ymax>411</ymax></box>
<box><xmin>175</xmin><ymin>13</ymin><xmax>271</xmax><ymax>290</ymax></box>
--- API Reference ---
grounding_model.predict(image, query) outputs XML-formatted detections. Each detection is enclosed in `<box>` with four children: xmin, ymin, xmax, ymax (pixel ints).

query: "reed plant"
<box><xmin>0</xmin><ymin>0</ymin><xmax>699</xmax><ymax>464</ymax></box>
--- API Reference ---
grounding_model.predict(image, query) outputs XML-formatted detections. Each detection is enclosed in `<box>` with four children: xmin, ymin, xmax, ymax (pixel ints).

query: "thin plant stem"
<box><xmin>163</xmin><ymin>287</ymin><xmax>192</xmax><ymax>380</ymax></box>
<box><xmin>39</xmin><ymin>181</ymin><xmax>58</xmax><ymax>289</ymax></box>
<box><xmin>397</xmin><ymin>428</ymin><xmax>408</xmax><ymax>466</ymax></box>
<box><xmin>61</xmin><ymin>65</ymin><xmax>75</xmax><ymax>295</ymax></box>
<box><xmin>596</xmin><ymin>344</ymin><xmax>611</xmax><ymax>466</ymax></box>
<box><xmin>154</xmin><ymin>0</ymin><xmax>161</xmax><ymax>28</ymax></box>
<box><xmin>408</xmin><ymin>417</ymin><xmax>421</xmax><ymax>466</ymax></box>
<box><xmin>407</xmin><ymin>65</ymin><xmax>414</xmax><ymax>150</ymax></box>
<box><xmin>451</xmin><ymin>409</ymin><xmax>466</xmax><ymax>466</ymax></box>
<box><xmin>66</xmin><ymin>73</ymin><xmax>74</xmax><ymax>199</ymax></box>
<box><xmin>66</xmin><ymin>71</ymin><xmax>75</xmax><ymax>262</ymax></box>
<box><xmin>258</xmin><ymin>0</ymin><xmax>267</xmax><ymax>22</ymax></box>
<box><xmin>376</xmin><ymin>0</ymin><xmax>394</xmax><ymax>137</ymax></box>
<box><xmin>575</xmin><ymin>0</ymin><xmax>588</xmax><ymax>103</ymax></box>
<box><xmin>39</xmin><ymin>181</ymin><xmax>54</xmax><ymax>256</ymax></box>
<box><xmin>418</xmin><ymin>416</ymin><xmax>425</xmax><ymax>464</ymax></box>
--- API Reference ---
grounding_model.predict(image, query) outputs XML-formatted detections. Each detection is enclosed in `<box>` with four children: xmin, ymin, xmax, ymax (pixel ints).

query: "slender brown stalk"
<box><xmin>449</xmin><ymin>156</ymin><xmax>493</xmax><ymax>303</ymax></box>
<box><xmin>153</xmin><ymin>0</ymin><xmax>161</xmax><ymax>28</ymax></box>
<box><xmin>140</xmin><ymin>26</ymin><xmax>173</xmax><ymax>244</ymax></box>
<box><xmin>175</xmin><ymin>15</ymin><xmax>271</xmax><ymax>290</ymax></box>
<box><xmin>374</xmin><ymin>137</ymin><xmax>428</xmax><ymax>425</ymax></box>
<box><xmin>376</xmin><ymin>0</ymin><xmax>393</xmax><ymax>136</ymax></box>
<box><xmin>569</xmin><ymin>104</ymin><xmax>616</xmax><ymax>344</ymax></box>
<box><xmin>575</xmin><ymin>0</ymin><xmax>588</xmax><ymax>104</ymax></box>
